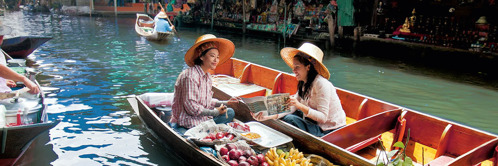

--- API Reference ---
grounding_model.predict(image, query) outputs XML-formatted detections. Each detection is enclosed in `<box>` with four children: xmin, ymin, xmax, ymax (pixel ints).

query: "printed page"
<box><xmin>241</xmin><ymin>96</ymin><xmax>267</xmax><ymax>113</ymax></box>
<box><xmin>265</xmin><ymin>93</ymin><xmax>290</xmax><ymax>115</ymax></box>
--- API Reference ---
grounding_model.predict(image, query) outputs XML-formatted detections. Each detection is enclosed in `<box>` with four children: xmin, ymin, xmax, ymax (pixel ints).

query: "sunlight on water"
<box><xmin>1</xmin><ymin>10</ymin><xmax>497</xmax><ymax>166</ymax></box>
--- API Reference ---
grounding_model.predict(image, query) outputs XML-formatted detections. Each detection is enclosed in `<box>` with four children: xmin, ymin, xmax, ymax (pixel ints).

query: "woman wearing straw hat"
<box><xmin>170</xmin><ymin>34</ymin><xmax>240</xmax><ymax>135</ymax></box>
<box><xmin>254</xmin><ymin>43</ymin><xmax>346</xmax><ymax>137</ymax></box>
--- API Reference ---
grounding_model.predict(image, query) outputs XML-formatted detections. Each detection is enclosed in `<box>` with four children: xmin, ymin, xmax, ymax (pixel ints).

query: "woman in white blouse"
<box><xmin>254</xmin><ymin>43</ymin><xmax>346</xmax><ymax>137</ymax></box>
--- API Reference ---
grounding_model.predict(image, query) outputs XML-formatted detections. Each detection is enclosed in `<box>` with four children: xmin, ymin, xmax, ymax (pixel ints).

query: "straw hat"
<box><xmin>156</xmin><ymin>12</ymin><xmax>168</xmax><ymax>19</ymax></box>
<box><xmin>280</xmin><ymin>43</ymin><xmax>330</xmax><ymax>79</ymax></box>
<box><xmin>184</xmin><ymin>34</ymin><xmax>235</xmax><ymax>67</ymax></box>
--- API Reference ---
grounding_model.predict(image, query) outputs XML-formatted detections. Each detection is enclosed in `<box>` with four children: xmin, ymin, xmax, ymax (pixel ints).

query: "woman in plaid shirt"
<box><xmin>170</xmin><ymin>34</ymin><xmax>240</xmax><ymax>135</ymax></box>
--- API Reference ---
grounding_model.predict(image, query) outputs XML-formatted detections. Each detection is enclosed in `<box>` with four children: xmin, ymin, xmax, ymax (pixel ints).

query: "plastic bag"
<box><xmin>139</xmin><ymin>92</ymin><xmax>174</xmax><ymax>108</ymax></box>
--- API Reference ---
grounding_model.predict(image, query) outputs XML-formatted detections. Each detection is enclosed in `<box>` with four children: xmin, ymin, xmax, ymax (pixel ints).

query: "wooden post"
<box><xmin>113</xmin><ymin>0</ymin><xmax>117</xmax><ymax>16</ymax></box>
<box><xmin>211</xmin><ymin>0</ymin><xmax>217</xmax><ymax>30</ymax></box>
<box><xmin>242</xmin><ymin>0</ymin><xmax>246</xmax><ymax>33</ymax></box>
<box><xmin>89</xmin><ymin>0</ymin><xmax>93</xmax><ymax>17</ymax></box>
<box><xmin>371</xmin><ymin>0</ymin><xmax>379</xmax><ymax>26</ymax></box>
<box><xmin>283</xmin><ymin>3</ymin><xmax>286</xmax><ymax>45</ymax></box>
<box><xmin>327</xmin><ymin>13</ymin><xmax>336</xmax><ymax>47</ymax></box>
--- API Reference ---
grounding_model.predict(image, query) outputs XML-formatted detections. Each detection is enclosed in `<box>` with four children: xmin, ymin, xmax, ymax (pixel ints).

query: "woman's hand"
<box><xmin>287</xmin><ymin>95</ymin><xmax>308</xmax><ymax>115</ymax></box>
<box><xmin>6</xmin><ymin>80</ymin><xmax>16</xmax><ymax>87</ymax></box>
<box><xmin>227</xmin><ymin>96</ymin><xmax>241</xmax><ymax>107</ymax></box>
<box><xmin>217</xmin><ymin>104</ymin><xmax>228</xmax><ymax>115</ymax></box>
<box><xmin>250</xmin><ymin>112</ymin><xmax>277</xmax><ymax>121</ymax></box>
<box><xmin>22</xmin><ymin>77</ymin><xmax>40</xmax><ymax>94</ymax></box>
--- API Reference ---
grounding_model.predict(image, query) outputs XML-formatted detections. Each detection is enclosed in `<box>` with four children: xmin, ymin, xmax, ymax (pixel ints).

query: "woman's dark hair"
<box><xmin>294</xmin><ymin>53</ymin><xmax>318</xmax><ymax>100</ymax></box>
<box><xmin>193</xmin><ymin>48</ymin><xmax>216</xmax><ymax>66</ymax></box>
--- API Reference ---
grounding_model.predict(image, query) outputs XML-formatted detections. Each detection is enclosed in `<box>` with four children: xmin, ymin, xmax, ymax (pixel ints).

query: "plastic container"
<box><xmin>0</xmin><ymin>105</ymin><xmax>6</xmax><ymax>127</ymax></box>
<box><xmin>0</xmin><ymin>98</ymin><xmax>42</xmax><ymax>126</ymax></box>
<box><xmin>156</xmin><ymin>106</ymin><xmax>172</xmax><ymax>123</ymax></box>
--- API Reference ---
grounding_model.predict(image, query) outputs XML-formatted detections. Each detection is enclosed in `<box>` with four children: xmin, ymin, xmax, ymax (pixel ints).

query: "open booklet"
<box><xmin>241</xmin><ymin>93</ymin><xmax>291</xmax><ymax>116</ymax></box>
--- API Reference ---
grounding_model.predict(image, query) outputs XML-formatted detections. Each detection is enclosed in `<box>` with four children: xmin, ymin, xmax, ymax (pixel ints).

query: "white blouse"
<box><xmin>297</xmin><ymin>75</ymin><xmax>346</xmax><ymax>131</ymax></box>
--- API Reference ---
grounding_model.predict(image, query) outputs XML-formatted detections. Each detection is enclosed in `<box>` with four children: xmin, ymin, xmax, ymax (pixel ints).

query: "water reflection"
<box><xmin>1</xmin><ymin>10</ymin><xmax>497</xmax><ymax>166</ymax></box>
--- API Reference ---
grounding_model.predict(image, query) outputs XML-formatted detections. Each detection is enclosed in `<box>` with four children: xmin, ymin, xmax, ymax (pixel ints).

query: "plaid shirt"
<box><xmin>170</xmin><ymin>65</ymin><xmax>219</xmax><ymax>128</ymax></box>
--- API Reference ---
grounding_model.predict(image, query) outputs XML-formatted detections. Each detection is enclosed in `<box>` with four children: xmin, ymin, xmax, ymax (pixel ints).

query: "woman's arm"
<box><xmin>305</xmin><ymin>80</ymin><xmax>332</xmax><ymax>124</ymax></box>
<box><xmin>0</xmin><ymin>64</ymin><xmax>40</xmax><ymax>94</ymax></box>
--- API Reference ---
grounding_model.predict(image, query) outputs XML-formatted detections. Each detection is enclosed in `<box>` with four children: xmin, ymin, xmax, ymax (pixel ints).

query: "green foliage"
<box><xmin>376</xmin><ymin>129</ymin><xmax>413</xmax><ymax>166</ymax></box>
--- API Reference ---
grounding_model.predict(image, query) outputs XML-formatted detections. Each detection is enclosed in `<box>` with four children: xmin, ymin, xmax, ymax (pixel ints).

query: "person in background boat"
<box><xmin>154</xmin><ymin>12</ymin><xmax>174</xmax><ymax>33</ymax></box>
<box><xmin>170</xmin><ymin>34</ymin><xmax>240</xmax><ymax>135</ymax></box>
<box><xmin>0</xmin><ymin>37</ymin><xmax>40</xmax><ymax>94</ymax></box>
<box><xmin>252</xmin><ymin>43</ymin><xmax>346</xmax><ymax>137</ymax></box>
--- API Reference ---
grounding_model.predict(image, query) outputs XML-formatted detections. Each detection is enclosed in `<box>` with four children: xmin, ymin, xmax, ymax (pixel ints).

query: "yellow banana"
<box><xmin>266</xmin><ymin>156</ymin><xmax>274</xmax><ymax>165</ymax></box>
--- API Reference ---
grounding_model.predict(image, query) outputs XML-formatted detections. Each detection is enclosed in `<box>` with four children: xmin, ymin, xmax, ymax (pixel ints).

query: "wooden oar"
<box><xmin>158</xmin><ymin>2</ymin><xmax>180</xmax><ymax>39</ymax></box>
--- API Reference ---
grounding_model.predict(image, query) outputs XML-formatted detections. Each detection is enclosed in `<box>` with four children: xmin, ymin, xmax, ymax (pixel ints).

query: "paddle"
<box><xmin>158</xmin><ymin>2</ymin><xmax>180</xmax><ymax>39</ymax></box>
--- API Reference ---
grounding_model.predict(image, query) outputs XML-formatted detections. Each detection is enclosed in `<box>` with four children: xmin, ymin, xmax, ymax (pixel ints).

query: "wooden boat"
<box><xmin>135</xmin><ymin>13</ymin><xmax>173</xmax><ymax>41</ymax></box>
<box><xmin>1</xmin><ymin>36</ymin><xmax>52</xmax><ymax>59</ymax></box>
<box><xmin>127</xmin><ymin>93</ymin><xmax>372</xmax><ymax>166</ymax></box>
<box><xmin>0</xmin><ymin>71</ymin><xmax>60</xmax><ymax>166</ymax></box>
<box><xmin>127</xmin><ymin>58</ymin><xmax>497</xmax><ymax>166</ymax></box>
<box><xmin>210</xmin><ymin>58</ymin><xmax>498</xmax><ymax>166</ymax></box>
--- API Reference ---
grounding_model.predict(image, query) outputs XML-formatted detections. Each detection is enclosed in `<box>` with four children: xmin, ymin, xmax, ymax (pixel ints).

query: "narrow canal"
<box><xmin>1</xmin><ymin>11</ymin><xmax>497</xmax><ymax>165</ymax></box>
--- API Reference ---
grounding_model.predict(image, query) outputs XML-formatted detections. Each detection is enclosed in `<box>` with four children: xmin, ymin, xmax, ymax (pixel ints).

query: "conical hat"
<box><xmin>184</xmin><ymin>34</ymin><xmax>235</xmax><ymax>67</ymax></box>
<box><xmin>156</xmin><ymin>12</ymin><xmax>168</xmax><ymax>19</ymax></box>
<box><xmin>280</xmin><ymin>43</ymin><xmax>330</xmax><ymax>79</ymax></box>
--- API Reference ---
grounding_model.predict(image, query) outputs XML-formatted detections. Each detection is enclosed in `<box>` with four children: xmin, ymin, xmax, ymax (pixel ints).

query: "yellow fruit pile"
<box><xmin>264</xmin><ymin>147</ymin><xmax>312</xmax><ymax>166</ymax></box>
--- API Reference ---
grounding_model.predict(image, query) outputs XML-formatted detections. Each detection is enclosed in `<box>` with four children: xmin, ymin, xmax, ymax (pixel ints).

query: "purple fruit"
<box><xmin>247</xmin><ymin>156</ymin><xmax>259</xmax><ymax>166</ymax></box>
<box><xmin>228</xmin><ymin>160</ymin><xmax>238</xmax><ymax>166</ymax></box>
<box><xmin>220</xmin><ymin>147</ymin><xmax>229</xmax><ymax>156</ymax></box>
<box><xmin>256</xmin><ymin>154</ymin><xmax>265</xmax><ymax>163</ymax></box>
<box><xmin>244</xmin><ymin>149</ymin><xmax>253</xmax><ymax>157</ymax></box>
<box><xmin>222</xmin><ymin>155</ymin><xmax>230</xmax><ymax>162</ymax></box>
<box><xmin>260</xmin><ymin>161</ymin><xmax>269</xmax><ymax>166</ymax></box>
<box><xmin>238</xmin><ymin>156</ymin><xmax>247</xmax><ymax>163</ymax></box>
<box><xmin>238</xmin><ymin>161</ymin><xmax>250</xmax><ymax>166</ymax></box>
<box><xmin>226</xmin><ymin>143</ymin><xmax>237</xmax><ymax>151</ymax></box>
<box><xmin>229</xmin><ymin>149</ymin><xmax>240</xmax><ymax>160</ymax></box>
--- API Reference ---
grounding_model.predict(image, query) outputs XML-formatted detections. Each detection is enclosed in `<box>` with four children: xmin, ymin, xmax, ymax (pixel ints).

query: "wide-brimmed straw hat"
<box><xmin>184</xmin><ymin>34</ymin><xmax>235</xmax><ymax>67</ymax></box>
<box><xmin>281</xmin><ymin>43</ymin><xmax>330</xmax><ymax>79</ymax></box>
<box><xmin>156</xmin><ymin>12</ymin><xmax>168</xmax><ymax>19</ymax></box>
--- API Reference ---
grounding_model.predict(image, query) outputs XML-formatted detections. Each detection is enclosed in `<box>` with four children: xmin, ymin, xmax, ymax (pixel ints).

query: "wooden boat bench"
<box><xmin>212</xmin><ymin>58</ymin><xmax>298</xmax><ymax>98</ymax></box>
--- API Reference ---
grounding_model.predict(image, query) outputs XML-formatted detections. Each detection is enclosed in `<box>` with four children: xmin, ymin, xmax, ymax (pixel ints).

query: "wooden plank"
<box><xmin>322</xmin><ymin>109</ymin><xmax>401</xmax><ymax>149</ymax></box>
<box><xmin>447</xmin><ymin>138</ymin><xmax>498</xmax><ymax>166</ymax></box>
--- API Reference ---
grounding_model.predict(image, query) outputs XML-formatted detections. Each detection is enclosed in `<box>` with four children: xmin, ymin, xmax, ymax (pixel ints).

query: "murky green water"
<box><xmin>1</xmin><ymin>11</ymin><xmax>496</xmax><ymax>165</ymax></box>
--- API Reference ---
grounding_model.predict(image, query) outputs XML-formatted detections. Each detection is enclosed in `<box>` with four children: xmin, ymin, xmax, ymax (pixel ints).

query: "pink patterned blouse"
<box><xmin>170</xmin><ymin>65</ymin><xmax>219</xmax><ymax>128</ymax></box>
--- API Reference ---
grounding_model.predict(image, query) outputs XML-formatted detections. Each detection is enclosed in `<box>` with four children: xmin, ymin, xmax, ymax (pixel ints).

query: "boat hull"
<box><xmin>1</xmin><ymin>36</ymin><xmax>52</xmax><ymax>59</ymax></box>
<box><xmin>0</xmin><ymin>120</ymin><xmax>60</xmax><ymax>166</ymax></box>
<box><xmin>128</xmin><ymin>97</ymin><xmax>224</xmax><ymax>166</ymax></box>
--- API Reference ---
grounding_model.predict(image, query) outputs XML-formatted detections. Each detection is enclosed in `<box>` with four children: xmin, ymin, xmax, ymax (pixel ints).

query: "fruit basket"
<box><xmin>185</xmin><ymin>120</ymin><xmax>241</xmax><ymax>146</ymax></box>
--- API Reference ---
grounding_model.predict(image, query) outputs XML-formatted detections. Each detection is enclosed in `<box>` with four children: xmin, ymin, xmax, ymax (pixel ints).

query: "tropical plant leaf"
<box><xmin>393</xmin><ymin>141</ymin><xmax>405</xmax><ymax>149</ymax></box>
<box><xmin>403</xmin><ymin>157</ymin><xmax>413</xmax><ymax>166</ymax></box>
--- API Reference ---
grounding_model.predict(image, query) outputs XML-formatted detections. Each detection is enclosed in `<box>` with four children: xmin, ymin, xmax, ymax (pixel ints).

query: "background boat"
<box><xmin>135</xmin><ymin>13</ymin><xmax>173</xmax><ymax>41</ymax></box>
<box><xmin>0</xmin><ymin>67</ymin><xmax>60</xmax><ymax>166</ymax></box>
<box><xmin>0</xmin><ymin>36</ymin><xmax>52</xmax><ymax>59</ymax></box>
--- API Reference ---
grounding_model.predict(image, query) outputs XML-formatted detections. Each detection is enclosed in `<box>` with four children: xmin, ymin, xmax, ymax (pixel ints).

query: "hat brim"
<box><xmin>281</xmin><ymin>47</ymin><xmax>330</xmax><ymax>79</ymax></box>
<box><xmin>184</xmin><ymin>38</ymin><xmax>235</xmax><ymax>67</ymax></box>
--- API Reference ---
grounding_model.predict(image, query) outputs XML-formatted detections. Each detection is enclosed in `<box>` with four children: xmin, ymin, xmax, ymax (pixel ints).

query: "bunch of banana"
<box><xmin>264</xmin><ymin>147</ymin><xmax>313</xmax><ymax>166</ymax></box>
